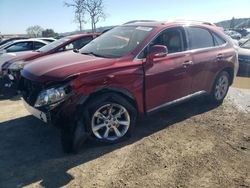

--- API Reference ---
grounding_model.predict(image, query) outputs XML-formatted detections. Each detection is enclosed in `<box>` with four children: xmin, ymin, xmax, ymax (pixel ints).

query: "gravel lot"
<box><xmin>0</xmin><ymin>87</ymin><xmax>249</xmax><ymax>188</ymax></box>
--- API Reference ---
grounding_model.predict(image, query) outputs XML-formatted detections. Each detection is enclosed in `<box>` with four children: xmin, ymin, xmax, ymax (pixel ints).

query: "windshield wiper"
<box><xmin>81</xmin><ymin>52</ymin><xmax>106</xmax><ymax>58</ymax></box>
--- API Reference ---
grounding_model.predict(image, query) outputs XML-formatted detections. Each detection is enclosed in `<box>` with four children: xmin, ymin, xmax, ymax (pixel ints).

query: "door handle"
<box><xmin>216</xmin><ymin>54</ymin><xmax>224</xmax><ymax>60</ymax></box>
<box><xmin>183</xmin><ymin>60</ymin><xmax>193</xmax><ymax>68</ymax></box>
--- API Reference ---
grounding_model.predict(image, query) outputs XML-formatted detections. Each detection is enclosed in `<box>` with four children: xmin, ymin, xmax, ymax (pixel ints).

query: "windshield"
<box><xmin>37</xmin><ymin>37</ymin><xmax>71</xmax><ymax>52</ymax></box>
<box><xmin>241</xmin><ymin>40</ymin><xmax>250</xmax><ymax>49</ymax></box>
<box><xmin>0</xmin><ymin>41</ymin><xmax>14</xmax><ymax>49</ymax></box>
<box><xmin>79</xmin><ymin>26</ymin><xmax>154</xmax><ymax>58</ymax></box>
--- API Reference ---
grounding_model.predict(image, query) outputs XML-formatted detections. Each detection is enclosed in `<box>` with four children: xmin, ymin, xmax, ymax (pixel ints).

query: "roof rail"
<box><xmin>123</xmin><ymin>20</ymin><xmax>156</xmax><ymax>24</ymax></box>
<box><xmin>165</xmin><ymin>19</ymin><xmax>215</xmax><ymax>26</ymax></box>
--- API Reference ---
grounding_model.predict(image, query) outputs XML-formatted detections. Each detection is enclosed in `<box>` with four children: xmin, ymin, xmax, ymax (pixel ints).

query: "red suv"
<box><xmin>19</xmin><ymin>20</ymin><xmax>238</xmax><ymax>153</ymax></box>
<box><xmin>0</xmin><ymin>34</ymin><xmax>99</xmax><ymax>97</ymax></box>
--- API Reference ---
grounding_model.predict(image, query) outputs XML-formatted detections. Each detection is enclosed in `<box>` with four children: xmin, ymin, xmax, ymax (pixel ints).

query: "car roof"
<box><xmin>2</xmin><ymin>39</ymin><xmax>49</xmax><ymax>48</ymax></box>
<box><xmin>64</xmin><ymin>33</ymin><xmax>100</xmax><ymax>39</ymax></box>
<box><xmin>123</xmin><ymin>19</ymin><xmax>216</xmax><ymax>28</ymax></box>
<box><xmin>16</xmin><ymin>38</ymin><xmax>49</xmax><ymax>43</ymax></box>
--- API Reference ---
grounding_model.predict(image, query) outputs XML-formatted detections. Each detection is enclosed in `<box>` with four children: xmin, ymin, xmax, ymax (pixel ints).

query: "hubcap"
<box><xmin>214</xmin><ymin>74</ymin><xmax>229</xmax><ymax>101</ymax></box>
<box><xmin>91</xmin><ymin>103</ymin><xmax>130</xmax><ymax>141</ymax></box>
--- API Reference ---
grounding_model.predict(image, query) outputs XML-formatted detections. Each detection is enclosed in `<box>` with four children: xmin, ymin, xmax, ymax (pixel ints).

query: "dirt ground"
<box><xmin>0</xmin><ymin>87</ymin><xmax>250</xmax><ymax>188</ymax></box>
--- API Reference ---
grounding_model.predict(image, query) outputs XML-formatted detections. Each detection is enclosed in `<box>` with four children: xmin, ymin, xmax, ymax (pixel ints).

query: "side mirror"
<box><xmin>147</xmin><ymin>45</ymin><xmax>168</xmax><ymax>61</ymax></box>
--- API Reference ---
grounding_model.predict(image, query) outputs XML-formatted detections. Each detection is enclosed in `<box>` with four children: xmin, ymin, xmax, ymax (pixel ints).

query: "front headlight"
<box><xmin>8</xmin><ymin>61</ymin><xmax>25</xmax><ymax>71</ymax></box>
<box><xmin>34</xmin><ymin>85</ymin><xmax>71</xmax><ymax>107</ymax></box>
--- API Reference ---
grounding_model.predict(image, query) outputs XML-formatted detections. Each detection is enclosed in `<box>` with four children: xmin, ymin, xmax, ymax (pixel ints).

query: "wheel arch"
<box><xmin>77</xmin><ymin>87</ymin><xmax>139</xmax><ymax>114</ymax></box>
<box><xmin>220</xmin><ymin>67</ymin><xmax>234</xmax><ymax>85</ymax></box>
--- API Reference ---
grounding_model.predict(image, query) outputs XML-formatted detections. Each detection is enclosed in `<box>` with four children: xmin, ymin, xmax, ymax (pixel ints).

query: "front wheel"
<box><xmin>209</xmin><ymin>71</ymin><xmax>230</xmax><ymax>104</ymax></box>
<box><xmin>85</xmin><ymin>93</ymin><xmax>137</xmax><ymax>143</ymax></box>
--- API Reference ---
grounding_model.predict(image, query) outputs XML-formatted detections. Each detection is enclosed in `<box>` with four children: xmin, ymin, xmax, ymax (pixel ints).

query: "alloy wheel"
<box><xmin>214</xmin><ymin>74</ymin><xmax>229</xmax><ymax>101</ymax></box>
<box><xmin>91</xmin><ymin>103</ymin><xmax>130</xmax><ymax>141</ymax></box>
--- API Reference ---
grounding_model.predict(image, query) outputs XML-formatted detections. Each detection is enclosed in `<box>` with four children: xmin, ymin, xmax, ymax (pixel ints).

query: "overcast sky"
<box><xmin>0</xmin><ymin>0</ymin><xmax>250</xmax><ymax>34</ymax></box>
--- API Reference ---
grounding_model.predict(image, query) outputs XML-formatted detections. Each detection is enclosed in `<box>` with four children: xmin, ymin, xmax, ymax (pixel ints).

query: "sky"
<box><xmin>0</xmin><ymin>0</ymin><xmax>250</xmax><ymax>34</ymax></box>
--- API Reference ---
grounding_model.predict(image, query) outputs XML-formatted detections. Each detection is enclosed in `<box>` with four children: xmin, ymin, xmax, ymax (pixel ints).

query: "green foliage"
<box><xmin>42</xmin><ymin>29</ymin><xmax>59</xmax><ymax>37</ymax></box>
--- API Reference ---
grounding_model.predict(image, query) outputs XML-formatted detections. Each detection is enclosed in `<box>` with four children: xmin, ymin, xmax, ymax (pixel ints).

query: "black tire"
<box><xmin>209</xmin><ymin>71</ymin><xmax>230</xmax><ymax>104</ymax></box>
<box><xmin>60</xmin><ymin>120</ymin><xmax>89</xmax><ymax>154</ymax></box>
<box><xmin>81</xmin><ymin>93</ymin><xmax>137</xmax><ymax>144</ymax></box>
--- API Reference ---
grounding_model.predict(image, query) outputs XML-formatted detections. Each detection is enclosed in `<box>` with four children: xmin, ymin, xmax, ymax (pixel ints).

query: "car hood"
<box><xmin>238</xmin><ymin>47</ymin><xmax>250</xmax><ymax>57</ymax></box>
<box><xmin>1</xmin><ymin>51</ymin><xmax>41</xmax><ymax>70</ymax></box>
<box><xmin>22</xmin><ymin>51</ymin><xmax>118</xmax><ymax>83</ymax></box>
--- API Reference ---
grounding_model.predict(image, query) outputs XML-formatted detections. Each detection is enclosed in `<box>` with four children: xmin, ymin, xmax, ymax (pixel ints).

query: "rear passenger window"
<box><xmin>187</xmin><ymin>27</ymin><xmax>214</xmax><ymax>50</ymax></box>
<box><xmin>34</xmin><ymin>42</ymin><xmax>46</xmax><ymax>50</ymax></box>
<box><xmin>212</xmin><ymin>33</ymin><xmax>227</xmax><ymax>46</ymax></box>
<box><xmin>73</xmin><ymin>36</ymin><xmax>93</xmax><ymax>49</ymax></box>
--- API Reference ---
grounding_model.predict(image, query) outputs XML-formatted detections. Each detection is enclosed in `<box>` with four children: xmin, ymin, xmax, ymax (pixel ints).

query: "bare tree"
<box><xmin>26</xmin><ymin>25</ymin><xmax>43</xmax><ymax>37</ymax></box>
<box><xmin>65</xmin><ymin>0</ymin><xmax>86</xmax><ymax>31</ymax></box>
<box><xmin>84</xmin><ymin>0</ymin><xmax>105</xmax><ymax>32</ymax></box>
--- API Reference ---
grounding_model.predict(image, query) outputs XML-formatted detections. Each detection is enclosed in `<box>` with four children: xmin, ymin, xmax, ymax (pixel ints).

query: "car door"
<box><xmin>143</xmin><ymin>27</ymin><xmax>193</xmax><ymax>112</ymax></box>
<box><xmin>185</xmin><ymin>26</ymin><xmax>224</xmax><ymax>93</ymax></box>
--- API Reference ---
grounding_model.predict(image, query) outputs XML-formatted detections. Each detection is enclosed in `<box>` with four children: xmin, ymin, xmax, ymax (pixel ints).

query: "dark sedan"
<box><xmin>238</xmin><ymin>39</ymin><xmax>250</xmax><ymax>75</ymax></box>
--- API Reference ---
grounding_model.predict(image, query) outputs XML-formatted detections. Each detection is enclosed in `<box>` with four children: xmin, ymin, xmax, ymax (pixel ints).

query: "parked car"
<box><xmin>0</xmin><ymin>39</ymin><xmax>48</xmax><ymax>56</ymax></box>
<box><xmin>19</xmin><ymin>20</ymin><xmax>238</xmax><ymax>153</ymax></box>
<box><xmin>0</xmin><ymin>37</ymin><xmax>29</xmax><ymax>48</ymax></box>
<box><xmin>239</xmin><ymin>33</ymin><xmax>250</xmax><ymax>45</ymax></box>
<box><xmin>224</xmin><ymin>30</ymin><xmax>242</xmax><ymax>40</ymax></box>
<box><xmin>0</xmin><ymin>33</ymin><xmax>99</xmax><ymax>96</ymax></box>
<box><xmin>238</xmin><ymin>39</ymin><xmax>250</xmax><ymax>74</ymax></box>
<box><xmin>37</xmin><ymin>37</ymin><xmax>57</xmax><ymax>43</ymax></box>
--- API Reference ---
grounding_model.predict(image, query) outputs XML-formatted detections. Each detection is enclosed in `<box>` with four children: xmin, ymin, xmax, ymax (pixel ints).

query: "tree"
<box><xmin>42</xmin><ymin>29</ymin><xmax>58</xmax><ymax>37</ymax></box>
<box><xmin>26</xmin><ymin>25</ymin><xmax>43</xmax><ymax>37</ymax></box>
<box><xmin>230</xmin><ymin>17</ymin><xmax>235</xmax><ymax>29</ymax></box>
<box><xmin>65</xmin><ymin>0</ymin><xmax>86</xmax><ymax>31</ymax></box>
<box><xmin>84</xmin><ymin>0</ymin><xmax>106</xmax><ymax>32</ymax></box>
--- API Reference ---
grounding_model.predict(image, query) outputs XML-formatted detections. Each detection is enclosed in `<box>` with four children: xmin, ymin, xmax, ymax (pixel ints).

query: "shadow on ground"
<box><xmin>0</xmin><ymin>96</ymin><xmax>219</xmax><ymax>188</ymax></box>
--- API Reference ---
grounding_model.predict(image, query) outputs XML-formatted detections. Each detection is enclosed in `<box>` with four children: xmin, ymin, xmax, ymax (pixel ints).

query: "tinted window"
<box><xmin>6</xmin><ymin>42</ymin><xmax>33</xmax><ymax>52</ymax></box>
<box><xmin>138</xmin><ymin>27</ymin><xmax>185</xmax><ymax>59</ymax></box>
<box><xmin>73</xmin><ymin>36</ymin><xmax>93</xmax><ymax>49</ymax></box>
<box><xmin>34</xmin><ymin>42</ymin><xmax>46</xmax><ymax>50</ymax></box>
<box><xmin>212</xmin><ymin>33</ymin><xmax>226</xmax><ymax>46</ymax></box>
<box><xmin>187</xmin><ymin>27</ymin><xmax>214</xmax><ymax>50</ymax></box>
<box><xmin>152</xmin><ymin>28</ymin><xmax>185</xmax><ymax>54</ymax></box>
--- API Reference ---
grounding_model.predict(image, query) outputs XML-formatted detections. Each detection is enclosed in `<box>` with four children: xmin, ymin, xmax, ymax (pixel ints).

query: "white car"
<box><xmin>224</xmin><ymin>30</ymin><xmax>242</xmax><ymax>40</ymax></box>
<box><xmin>37</xmin><ymin>37</ymin><xmax>57</xmax><ymax>43</ymax></box>
<box><xmin>0</xmin><ymin>39</ymin><xmax>48</xmax><ymax>67</ymax></box>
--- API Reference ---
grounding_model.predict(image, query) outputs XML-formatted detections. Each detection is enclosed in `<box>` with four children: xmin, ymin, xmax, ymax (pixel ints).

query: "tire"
<box><xmin>60</xmin><ymin>120</ymin><xmax>89</xmax><ymax>154</ymax></box>
<box><xmin>82</xmin><ymin>93</ymin><xmax>137</xmax><ymax>143</ymax></box>
<box><xmin>209</xmin><ymin>71</ymin><xmax>230</xmax><ymax>104</ymax></box>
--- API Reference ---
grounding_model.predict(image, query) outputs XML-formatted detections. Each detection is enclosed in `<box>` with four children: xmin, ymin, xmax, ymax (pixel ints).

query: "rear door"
<box><xmin>185</xmin><ymin>26</ymin><xmax>225</xmax><ymax>93</ymax></box>
<box><xmin>143</xmin><ymin>27</ymin><xmax>193</xmax><ymax>112</ymax></box>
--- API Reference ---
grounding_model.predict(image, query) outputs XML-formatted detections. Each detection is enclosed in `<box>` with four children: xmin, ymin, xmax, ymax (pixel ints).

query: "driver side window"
<box><xmin>138</xmin><ymin>27</ymin><xmax>186</xmax><ymax>59</ymax></box>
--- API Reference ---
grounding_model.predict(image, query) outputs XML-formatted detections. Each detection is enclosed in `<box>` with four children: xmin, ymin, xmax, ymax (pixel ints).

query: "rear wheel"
<box><xmin>209</xmin><ymin>71</ymin><xmax>230</xmax><ymax>104</ymax></box>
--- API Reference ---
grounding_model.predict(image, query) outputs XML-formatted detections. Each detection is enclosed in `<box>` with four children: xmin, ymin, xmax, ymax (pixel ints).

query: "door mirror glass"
<box><xmin>147</xmin><ymin>45</ymin><xmax>168</xmax><ymax>60</ymax></box>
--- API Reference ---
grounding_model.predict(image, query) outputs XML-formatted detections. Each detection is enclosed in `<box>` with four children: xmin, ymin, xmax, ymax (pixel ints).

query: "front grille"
<box><xmin>19</xmin><ymin>76</ymin><xmax>43</xmax><ymax>106</ymax></box>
